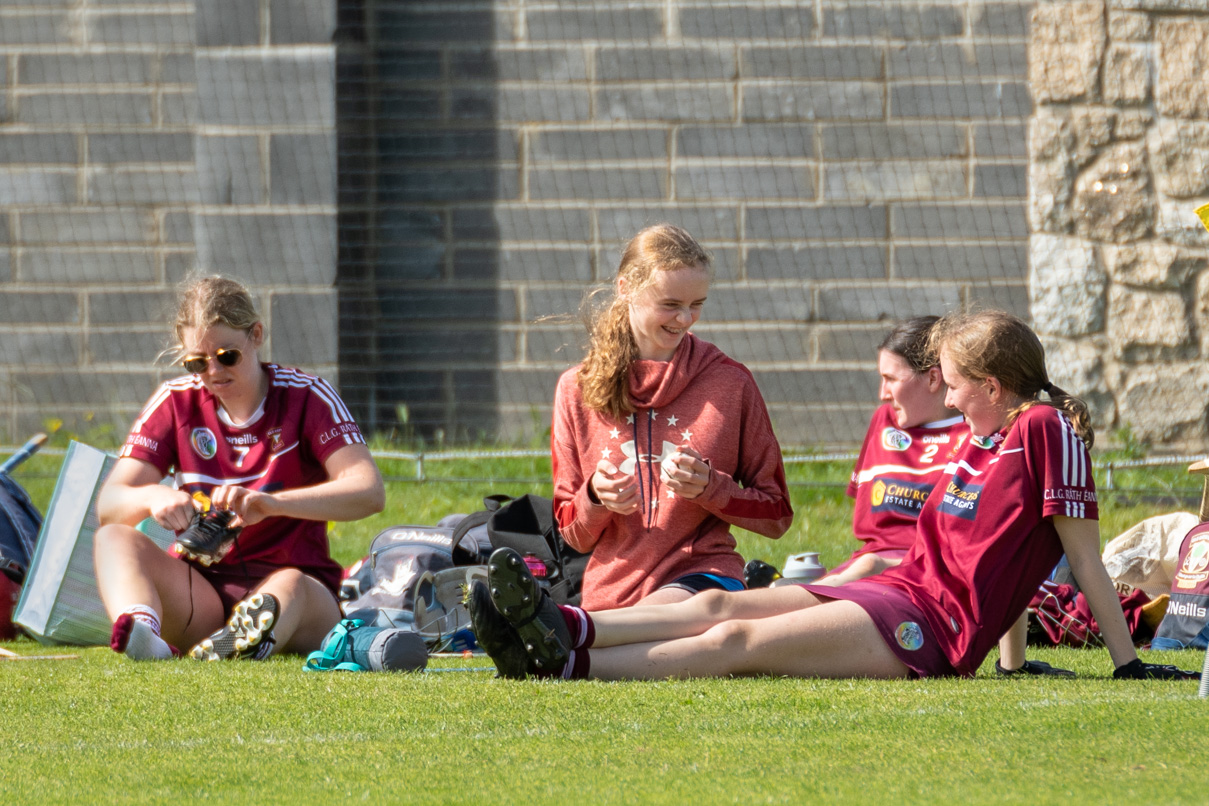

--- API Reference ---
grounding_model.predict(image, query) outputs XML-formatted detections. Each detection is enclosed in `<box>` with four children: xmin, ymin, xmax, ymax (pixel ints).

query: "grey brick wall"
<box><xmin>1</xmin><ymin>0</ymin><xmax>1032</xmax><ymax>449</ymax></box>
<box><xmin>0</xmin><ymin>0</ymin><xmax>338</xmax><ymax>442</ymax></box>
<box><xmin>335</xmin><ymin>0</ymin><xmax>1032</xmax><ymax>447</ymax></box>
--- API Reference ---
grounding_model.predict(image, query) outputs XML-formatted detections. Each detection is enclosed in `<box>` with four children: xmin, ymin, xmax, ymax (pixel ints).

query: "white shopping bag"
<box><xmin>13</xmin><ymin>441</ymin><xmax>175</xmax><ymax>646</ymax></box>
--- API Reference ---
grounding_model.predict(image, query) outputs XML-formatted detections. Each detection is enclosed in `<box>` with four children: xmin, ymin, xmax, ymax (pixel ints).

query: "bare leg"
<box><xmin>997</xmin><ymin>612</ymin><xmax>1028</xmax><ymax>670</ymax></box>
<box><xmin>588</xmin><ymin>600</ymin><xmax>909</xmax><ymax>681</ymax></box>
<box><xmin>634</xmin><ymin>586</ymin><xmax>694</xmax><ymax>606</ymax></box>
<box><xmin>94</xmin><ymin>523</ymin><xmax>226</xmax><ymax>648</ymax></box>
<box><xmin>591</xmin><ymin>585</ymin><xmax>821</xmax><ymax>648</ymax></box>
<box><xmin>814</xmin><ymin>553</ymin><xmax>903</xmax><ymax>588</ymax></box>
<box><xmin>255</xmin><ymin>568</ymin><xmax>341</xmax><ymax>655</ymax></box>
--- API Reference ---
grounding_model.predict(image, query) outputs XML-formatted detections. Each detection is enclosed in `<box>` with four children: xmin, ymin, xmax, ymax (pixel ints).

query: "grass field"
<box><xmin>2</xmin><ymin>448</ymin><xmax>1207</xmax><ymax>804</ymax></box>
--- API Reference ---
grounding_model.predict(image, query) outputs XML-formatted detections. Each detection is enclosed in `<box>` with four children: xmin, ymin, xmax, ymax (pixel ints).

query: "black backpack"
<box><xmin>452</xmin><ymin>493</ymin><xmax>590</xmax><ymax>606</ymax></box>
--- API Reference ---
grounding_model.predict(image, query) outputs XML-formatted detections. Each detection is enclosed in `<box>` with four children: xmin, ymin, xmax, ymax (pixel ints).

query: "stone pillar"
<box><xmin>1028</xmin><ymin>0</ymin><xmax>1209</xmax><ymax>444</ymax></box>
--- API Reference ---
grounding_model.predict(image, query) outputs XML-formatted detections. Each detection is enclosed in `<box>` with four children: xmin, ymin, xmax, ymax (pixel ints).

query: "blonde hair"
<box><xmin>578</xmin><ymin>224</ymin><xmax>711</xmax><ymax>419</ymax></box>
<box><xmin>169</xmin><ymin>275</ymin><xmax>261</xmax><ymax>359</ymax></box>
<box><xmin>928</xmin><ymin>310</ymin><xmax>1093</xmax><ymax>448</ymax></box>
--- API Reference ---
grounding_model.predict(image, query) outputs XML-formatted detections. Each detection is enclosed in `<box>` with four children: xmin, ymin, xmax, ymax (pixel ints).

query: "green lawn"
<box><xmin>1</xmin><ymin>450</ymin><xmax>1207</xmax><ymax>804</ymax></box>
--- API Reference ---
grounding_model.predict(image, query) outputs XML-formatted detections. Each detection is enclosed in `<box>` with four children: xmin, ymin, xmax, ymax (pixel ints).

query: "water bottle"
<box><xmin>770</xmin><ymin>552</ymin><xmax>827</xmax><ymax>586</ymax></box>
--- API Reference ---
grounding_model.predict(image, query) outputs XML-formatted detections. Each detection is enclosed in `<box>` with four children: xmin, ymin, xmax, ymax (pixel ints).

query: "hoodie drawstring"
<box><xmin>631</xmin><ymin>410</ymin><xmax>657</xmax><ymax>531</ymax></box>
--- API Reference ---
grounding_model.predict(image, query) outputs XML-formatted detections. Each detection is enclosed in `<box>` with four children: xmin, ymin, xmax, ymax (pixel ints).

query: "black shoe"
<box><xmin>995</xmin><ymin>658</ymin><xmax>1076</xmax><ymax>677</ymax></box>
<box><xmin>465</xmin><ymin>581</ymin><xmax>530</xmax><ymax>679</ymax></box>
<box><xmin>487</xmin><ymin>547</ymin><xmax>570</xmax><ymax>671</ymax></box>
<box><xmin>189</xmin><ymin>593</ymin><xmax>278</xmax><ymax>661</ymax></box>
<box><xmin>176</xmin><ymin>509</ymin><xmax>241</xmax><ymax>566</ymax></box>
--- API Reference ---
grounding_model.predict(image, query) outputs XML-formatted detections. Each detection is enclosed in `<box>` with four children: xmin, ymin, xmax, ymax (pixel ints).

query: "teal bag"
<box><xmin>304</xmin><ymin>618</ymin><xmax>428</xmax><ymax>672</ymax></box>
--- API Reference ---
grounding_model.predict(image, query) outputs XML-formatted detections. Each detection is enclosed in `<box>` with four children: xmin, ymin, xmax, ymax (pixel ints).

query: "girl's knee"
<box><xmin>700</xmin><ymin>620</ymin><xmax>752</xmax><ymax>669</ymax></box>
<box><xmin>688</xmin><ymin>588</ymin><xmax>737</xmax><ymax>618</ymax></box>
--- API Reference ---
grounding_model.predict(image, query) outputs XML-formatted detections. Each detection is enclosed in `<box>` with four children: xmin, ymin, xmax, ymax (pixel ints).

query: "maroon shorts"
<box><xmin>193</xmin><ymin>564</ymin><xmax>272</xmax><ymax>614</ymax></box>
<box><xmin>801</xmin><ymin>580</ymin><xmax>957</xmax><ymax>679</ymax></box>
<box><xmin>190</xmin><ymin>561</ymin><xmax>340</xmax><ymax>615</ymax></box>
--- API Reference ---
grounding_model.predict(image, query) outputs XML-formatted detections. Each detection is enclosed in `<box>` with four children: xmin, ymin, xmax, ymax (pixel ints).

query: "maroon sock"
<box><xmin>559</xmin><ymin>604</ymin><xmax>595</xmax><ymax>649</ymax></box>
<box><xmin>527</xmin><ymin>648</ymin><xmax>590</xmax><ymax>681</ymax></box>
<box><xmin>564</xmin><ymin>648</ymin><xmax>590</xmax><ymax>680</ymax></box>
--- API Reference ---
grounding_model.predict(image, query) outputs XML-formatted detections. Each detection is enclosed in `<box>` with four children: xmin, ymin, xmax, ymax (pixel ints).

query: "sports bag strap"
<box><xmin>304</xmin><ymin>619</ymin><xmax>368</xmax><ymax>672</ymax></box>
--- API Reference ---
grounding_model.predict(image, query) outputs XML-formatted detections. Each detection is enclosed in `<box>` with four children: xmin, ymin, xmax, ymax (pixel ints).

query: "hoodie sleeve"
<box><xmin>692</xmin><ymin>374</ymin><xmax>793</xmax><ymax>539</ymax></box>
<box><xmin>551</xmin><ymin>374</ymin><xmax>615</xmax><ymax>553</ymax></box>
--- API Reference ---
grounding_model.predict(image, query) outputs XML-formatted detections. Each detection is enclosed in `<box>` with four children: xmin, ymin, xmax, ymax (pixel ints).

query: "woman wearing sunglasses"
<box><xmin>94</xmin><ymin>275</ymin><xmax>385</xmax><ymax>662</ymax></box>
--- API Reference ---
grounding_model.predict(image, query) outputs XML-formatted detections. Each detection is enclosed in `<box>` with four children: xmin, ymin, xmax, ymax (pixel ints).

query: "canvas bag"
<box><xmin>1151</xmin><ymin>522</ymin><xmax>1209</xmax><ymax>650</ymax></box>
<box><xmin>13</xmin><ymin>441</ymin><xmax>176</xmax><ymax>646</ymax></box>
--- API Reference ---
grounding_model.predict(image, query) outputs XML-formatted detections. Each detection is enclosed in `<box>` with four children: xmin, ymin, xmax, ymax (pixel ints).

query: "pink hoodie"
<box><xmin>551</xmin><ymin>334</ymin><xmax>793</xmax><ymax>610</ymax></box>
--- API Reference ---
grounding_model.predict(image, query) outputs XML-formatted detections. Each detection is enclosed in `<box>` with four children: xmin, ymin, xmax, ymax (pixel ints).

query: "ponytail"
<box><xmin>1007</xmin><ymin>382</ymin><xmax>1094</xmax><ymax>450</ymax></box>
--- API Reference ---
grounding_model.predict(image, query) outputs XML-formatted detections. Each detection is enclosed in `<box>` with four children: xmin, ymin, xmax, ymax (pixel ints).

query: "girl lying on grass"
<box><xmin>468</xmin><ymin>310</ymin><xmax>1197</xmax><ymax>681</ymax></box>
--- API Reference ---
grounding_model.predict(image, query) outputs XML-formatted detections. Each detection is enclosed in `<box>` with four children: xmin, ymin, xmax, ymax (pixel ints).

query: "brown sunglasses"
<box><xmin>180</xmin><ymin>348</ymin><xmax>243</xmax><ymax>374</ymax></box>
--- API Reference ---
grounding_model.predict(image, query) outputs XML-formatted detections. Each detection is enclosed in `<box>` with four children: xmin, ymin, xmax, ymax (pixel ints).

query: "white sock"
<box><xmin>111</xmin><ymin>606</ymin><xmax>175</xmax><ymax>661</ymax></box>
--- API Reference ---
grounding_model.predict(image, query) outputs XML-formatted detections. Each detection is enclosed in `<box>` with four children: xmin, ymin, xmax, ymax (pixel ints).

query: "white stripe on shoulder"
<box><xmin>271</xmin><ymin>365</ymin><xmax>355</xmax><ymax>424</ymax></box>
<box><xmin>1059</xmin><ymin>414</ymin><xmax>1087</xmax><ymax>488</ymax></box>
<box><xmin>944</xmin><ymin>459</ymin><xmax>983</xmax><ymax>477</ymax></box>
<box><xmin>129</xmin><ymin>377</ymin><xmax>200</xmax><ymax>434</ymax></box>
<box><xmin>854</xmin><ymin>463</ymin><xmax>947</xmax><ymax>484</ymax></box>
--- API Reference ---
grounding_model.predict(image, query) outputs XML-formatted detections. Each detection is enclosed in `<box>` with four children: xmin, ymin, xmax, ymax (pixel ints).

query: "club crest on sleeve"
<box><xmin>1175</xmin><ymin>533</ymin><xmax>1209</xmax><ymax>590</ymax></box>
<box><xmin>895</xmin><ymin>622</ymin><xmax>924</xmax><ymax>651</ymax></box>
<box><xmin>880</xmin><ymin>427</ymin><xmax>912</xmax><ymax>451</ymax></box>
<box><xmin>190</xmin><ymin>427</ymin><xmax>218</xmax><ymax>460</ymax></box>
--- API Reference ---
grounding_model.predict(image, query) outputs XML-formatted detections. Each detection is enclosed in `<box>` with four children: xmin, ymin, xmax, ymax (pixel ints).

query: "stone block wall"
<box><xmin>0</xmin><ymin>0</ymin><xmax>338</xmax><ymax>442</ymax></box>
<box><xmin>340</xmin><ymin>0</ymin><xmax>1035</xmax><ymax>447</ymax></box>
<box><xmin>1030</xmin><ymin>0</ymin><xmax>1209</xmax><ymax>445</ymax></box>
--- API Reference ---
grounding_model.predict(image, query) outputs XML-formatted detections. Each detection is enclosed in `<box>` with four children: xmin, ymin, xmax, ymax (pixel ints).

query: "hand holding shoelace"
<box><xmin>206</xmin><ymin>483</ymin><xmax>274</xmax><ymax>528</ymax></box>
<box><xmin>146</xmin><ymin>486</ymin><xmax>199</xmax><ymax>533</ymax></box>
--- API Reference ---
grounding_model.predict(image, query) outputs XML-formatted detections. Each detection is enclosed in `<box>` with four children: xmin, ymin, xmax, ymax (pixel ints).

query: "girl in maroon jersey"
<box><xmin>550</xmin><ymin>224</ymin><xmax>791</xmax><ymax>610</ymax></box>
<box><xmin>470</xmin><ymin>310</ymin><xmax>1194</xmax><ymax>681</ymax></box>
<box><xmin>817</xmin><ymin>316</ymin><xmax>1070</xmax><ymax>677</ymax></box>
<box><xmin>820</xmin><ymin>316</ymin><xmax>965</xmax><ymax>587</ymax></box>
<box><xmin>95</xmin><ymin>276</ymin><xmax>385</xmax><ymax>662</ymax></box>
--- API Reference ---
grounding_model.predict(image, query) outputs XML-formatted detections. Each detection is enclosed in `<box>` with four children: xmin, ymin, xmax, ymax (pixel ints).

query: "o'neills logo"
<box><xmin>1175</xmin><ymin>534</ymin><xmax>1209</xmax><ymax>590</ymax></box>
<box><xmin>1167</xmin><ymin>599</ymin><xmax>1208</xmax><ymax>619</ymax></box>
<box><xmin>190</xmin><ymin>427</ymin><xmax>217</xmax><ymax>460</ymax></box>
<box><xmin>881</xmin><ymin>427</ymin><xmax>911</xmax><ymax>451</ymax></box>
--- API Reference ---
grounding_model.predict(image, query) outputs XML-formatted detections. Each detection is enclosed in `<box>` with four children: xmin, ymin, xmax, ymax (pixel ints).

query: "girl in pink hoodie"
<box><xmin>551</xmin><ymin>224</ymin><xmax>793</xmax><ymax>610</ymax></box>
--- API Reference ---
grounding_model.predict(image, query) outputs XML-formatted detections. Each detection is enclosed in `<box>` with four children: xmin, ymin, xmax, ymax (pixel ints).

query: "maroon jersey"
<box><xmin>861</xmin><ymin>405</ymin><xmax>1096</xmax><ymax>676</ymax></box>
<box><xmin>846</xmin><ymin>405</ymin><xmax>968</xmax><ymax>556</ymax></box>
<box><xmin>119</xmin><ymin>364</ymin><xmax>365</xmax><ymax>590</ymax></box>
